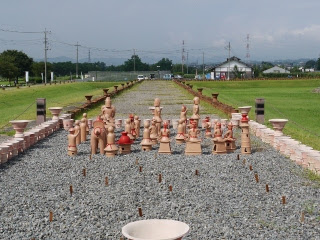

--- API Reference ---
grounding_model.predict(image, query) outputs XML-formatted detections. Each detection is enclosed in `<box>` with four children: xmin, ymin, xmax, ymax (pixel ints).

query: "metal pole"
<box><xmin>202</xmin><ymin>52</ymin><xmax>205</xmax><ymax>79</ymax></box>
<box><xmin>44</xmin><ymin>29</ymin><xmax>47</xmax><ymax>84</ymax></box>
<box><xmin>227</xmin><ymin>42</ymin><xmax>230</xmax><ymax>80</ymax></box>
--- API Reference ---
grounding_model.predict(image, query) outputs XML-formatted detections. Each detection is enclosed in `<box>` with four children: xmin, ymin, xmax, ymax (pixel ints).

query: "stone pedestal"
<box><xmin>212</xmin><ymin>140</ymin><xmax>227</xmax><ymax>154</ymax></box>
<box><xmin>159</xmin><ymin>142</ymin><xmax>171</xmax><ymax>154</ymax></box>
<box><xmin>185</xmin><ymin>141</ymin><xmax>201</xmax><ymax>155</ymax></box>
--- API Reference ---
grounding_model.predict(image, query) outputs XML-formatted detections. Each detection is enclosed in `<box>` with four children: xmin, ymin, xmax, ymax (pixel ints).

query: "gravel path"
<box><xmin>0</xmin><ymin>81</ymin><xmax>320</xmax><ymax>239</ymax></box>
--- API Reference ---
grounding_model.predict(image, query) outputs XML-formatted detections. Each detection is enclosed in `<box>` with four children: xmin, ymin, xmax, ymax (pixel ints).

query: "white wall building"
<box><xmin>210</xmin><ymin>56</ymin><xmax>253</xmax><ymax>80</ymax></box>
<box><xmin>263</xmin><ymin>66</ymin><xmax>289</xmax><ymax>74</ymax></box>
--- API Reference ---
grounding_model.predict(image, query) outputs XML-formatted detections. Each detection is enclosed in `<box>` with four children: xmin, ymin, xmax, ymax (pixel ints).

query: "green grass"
<box><xmin>187</xmin><ymin>79</ymin><xmax>320</xmax><ymax>150</ymax></box>
<box><xmin>0</xmin><ymin>82</ymin><xmax>123</xmax><ymax>130</ymax></box>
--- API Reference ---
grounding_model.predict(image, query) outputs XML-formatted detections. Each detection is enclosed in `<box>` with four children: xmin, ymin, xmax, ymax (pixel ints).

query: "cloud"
<box><xmin>290</xmin><ymin>25</ymin><xmax>320</xmax><ymax>39</ymax></box>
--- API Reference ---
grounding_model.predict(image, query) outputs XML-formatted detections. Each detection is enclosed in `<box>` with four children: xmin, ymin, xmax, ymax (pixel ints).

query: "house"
<box><xmin>210</xmin><ymin>56</ymin><xmax>253</xmax><ymax>80</ymax></box>
<box><xmin>263</xmin><ymin>66</ymin><xmax>289</xmax><ymax>74</ymax></box>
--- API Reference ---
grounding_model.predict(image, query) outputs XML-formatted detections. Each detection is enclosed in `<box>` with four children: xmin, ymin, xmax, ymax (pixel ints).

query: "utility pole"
<box><xmin>181</xmin><ymin>40</ymin><xmax>185</xmax><ymax>74</ymax></box>
<box><xmin>88</xmin><ymin>49</ymin><xmax>91</xmax><ymax>63</ymax></box>
<box><xmin>75</xmin><ymin>42</ymin><xmax>81</xmax><ymax>78</ymax></box>
<box><xmin>133</xmin><ymin>49</ymin><xmax>136</xmax><ymax>73</ymax></box>
<box><xmin>246</xmin><ymin>34</ymin><xmax>250</xmax><ymax>64</ymax></box>
<box><xmin>202</xmin><ymin>52</ymin><xmax>205</xmax><ymax>79</ymax></box>
<box><xmin>44</xmin><ymin>28</ymin><xmax>50</xmax><ymax>84</ymax></box>
<box><xmin>227</xmin><ymin>42</ymin><xmax>231</xmax><ymax>80</ymax></box>
<box><xmin>186</xmin><ymin>51</ymin><xmax>189</xmax><ymax>74</ymax></box>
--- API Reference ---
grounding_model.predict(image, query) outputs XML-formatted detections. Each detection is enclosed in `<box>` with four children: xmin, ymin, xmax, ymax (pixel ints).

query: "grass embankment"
<box><xmin>188</xmin><ymin>79</ymin><xmax>320</xmax><ymax>150</ymax></box>
<box><xmin>0</xmin><ymin>82</ymin><xmax>122</xmax><ymax>132</ymax></box>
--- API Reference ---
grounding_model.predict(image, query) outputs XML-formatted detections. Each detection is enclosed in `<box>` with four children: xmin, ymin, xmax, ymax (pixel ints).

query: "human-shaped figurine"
<box><xmin>80</xmin><ymin>118</ymin><xmax>87</xmax><ymax>142</ymax></box>
<box><xmin>224</xmin><ymin>122</ymin><xmax>236</xmax><ymax>153</ymax></box>
<box><xmin>185</xmin><ymin>121</ymin><xmax>201</xmax><ymax>155</ymax></box>
<box><xmin>204</xmin><ymin>117</ymin><xmax>212</xmax><ymax>138</ymax></box>
<box><xmin>191</xmin><ymin>96</ymin><xmax>200</xmax><ymax>127</ymax></box>
<box><xmin>180</xmin><ymin>105</ymin><xmax>188</xmax><ymax>134</ymax></box>
<box><xmin>102</xmin><ymin>96</ymin><xmax>116</xmax><ymax>127</ymax></box>
<box><xmin>149</xmin><ymin>118</ymin><xmax>158</xmax><ymax>145</ymax></box>
<box><xmin>175</xmin><ymin>119</ymin><xmax>186</xmax><ymax>144</ymax></box>
<box><xmin>140</xmin><ymin>121</ymin><xmax>153</xmax><ymax>151</ymax></box>
<box><xmin>74</xmin><ymin>120</ymin><xmax>81</xmax><ymax>145</ymax></box>
<box><xmin>129</xmin><ymin>114</ymin><xmax>136</xmax><ymax>139</ymax></box>
<box><xmin>153</xmin><ymin>98</ymin><xmax>162</xmax><ymax>137</ymax></box>
<box><xmin>159</xmin><ymin>121</ymin><xmax>171</xmax><ymax>154</ymax></box>
<box><xmin>82</xmin><ymin>113</ymin><xmax>89</xmax><ymax>135</ymax></box>
<box><xmin>90</xmin><ymin>119</ymin><xmax>107</xmax><ymax>155</ymax></box>
<box><xmin>68</xmin><ymin>128</ymin><xmax>79</xmax><ymax>156</ymax></box>
<box><xmin>134</xmin><ymin>115</ymin><xmax>141</xmax><ymax>138</ymax></box>
<box><xmin>212</xmin><ymin>121</ymin><xmax>227</xmax><ymax>154</ymax></box>
<box><xmin>125</xmin><ymin>118</ymin><xmax>134</xmax><ymax>140</ymax></box>
<box><xmin>104</xmin><ymin>126</ymin><xmax>118</xmax><ymax>157</ymax></box>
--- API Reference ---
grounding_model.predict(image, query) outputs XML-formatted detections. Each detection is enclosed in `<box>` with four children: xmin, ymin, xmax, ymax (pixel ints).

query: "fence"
<box><xmin>86</xmin><ymin>71</ymin><xmax>171</xmax><ymax>81</ymax></box>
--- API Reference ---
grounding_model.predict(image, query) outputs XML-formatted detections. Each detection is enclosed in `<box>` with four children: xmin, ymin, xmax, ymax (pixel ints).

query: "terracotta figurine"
<box><xmin>104</xmin><ymin>126</ymin><xmax>118</xmax><ymax>157</ymax></box>
<box><xmin>158</xmin><ymin>121</ymin><xmax>171</xmax><ymax>154</ymax></box>
<box><xmin>68</xmin><ymin>128</ymin><xmax>79</xmax><ymax>156</ymax></box>
<box><xmin>90</xmin><ymin>119</ymin><xmax>107</xmax><ymax>154</ymax></box>
<box><xmin>140</xmin><ymin>121</ymin><xmax>153</xmax><ymax>151</ymax></box>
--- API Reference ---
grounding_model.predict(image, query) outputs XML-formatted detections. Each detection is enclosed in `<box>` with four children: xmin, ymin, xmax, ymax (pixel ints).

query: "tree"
<box><xmin>32</xmin><ymin>61</ymin><xmax>52</xmax><ymax>77</ymax></box>
<box><xmin>151</xmin><ymin>58</ymin><xmax>173</xmax><ymax>71</ymax></box>
<box><xmin>232</xmin><ymin>65</ymin><xmax>244</xmax><ymax>78</ymax></box>
<box><xmin>315</xmin><ymin>58</ymin><xmax>320</xmax><ymax>70</ymax></box>
<box><xmin>123</xmin><ymin>55</ymin><xmax>149</xmax><ymax>71</ymax></box>
<box><xmin>305</xmin><ymin>60</ymin><xmax>315</xmax><ymax>69</ymax></box>
<box><xmin>0</xmin><ymin>50</ymin><xmax>33</xmax><ymax>78</ymax></box>
<box><xmin>0</xmin><ymin>55</ymin><xmax>19</xmax><ymax>85</ymax></box>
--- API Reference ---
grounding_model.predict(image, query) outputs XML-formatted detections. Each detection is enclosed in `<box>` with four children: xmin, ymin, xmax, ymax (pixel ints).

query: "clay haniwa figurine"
<box><xmin>153</xmin><ymin>98</ymin><xmax>162</xmax><ymax>137</ymax></box>
<box><xmin>125</xmin><ymin>118</ymin><xmax>134</xmax><ymax>140</ymax></box>
<box><xmin>90</xmin><ymin>118</ymin><xmax>107</xmax><ymax>155</ymax></box>
<box><xmin>175</xmin><ymin>119</ymin><xmax>186</xmax><ymax>144</ymax></box>
<box><xmin>74</xmin><ymin>120</ymin><xmax>81</xmax><ymax>145</ymax></box>
<box><xmin>140</xmin><ymin>121</ymin><xmax>153</xmax><ymax>151</ymax></box>
<box><xmin>224</xmin><ymin>122</ymin><xmax>236</xmax><ymax>153</ymax></box>
<box><xmin>204</xmin><ymin>117</ymin><xmax>212</xmax><ymax>138</ymax></box>
<box><xmin>68</xmin><ymin>128</ymin><xmax>80</xmax><ymax>156</ymax></box>
<box><xmin>149</xmin><ymin>118</ymin><xmax>158</xmax><ymax>145</ymax></box>
<box><xmin>134</xmin><ymin>115</ymin><xmax>141</xmax><ymax>138</ymax></box>
<box><xmin>191</xmin><ymin>96</ymin><xmax>200</xmax><ymax>127</ymax></box>
<box><xmin>104</xmin><ymin>126</ymin><xmax>118</xmax><ymax>157</ymax></box>
<box><xmin>129</xmin><ymin>114</ymin><xmax>136</xmax><ymax>139</ymax></box>
<box><xmin>102</xmin><ymin>96</ymin><xmax>116</xmax><ymax>127</ymax></box>
<box><xmin>159</xmin><ymin>121</ymin><xmax>171</xmax><ymax>154</ymax></box>
<box><xmin>180</xmin><ymin>105</ymin><xmax>187</xmax><ymax>134</ymax></box>
<box><xmin>185</xmin><ymin>121</ymin><xmax>201</xmax><ymax>155</ymax></box>
<box><xmin>82</xmin><ymin>113</ymin><xmax>89</xmax><ymax>135</ymax></box>
<box><xmin>212</xmin><ymin>121</ymin><xmax>227</xmax><ymax>154</ymax></box>
<box><xmin>80</xmin><ymin>118</ymin><xmax>87</xmax><ymax>142</ymax></box>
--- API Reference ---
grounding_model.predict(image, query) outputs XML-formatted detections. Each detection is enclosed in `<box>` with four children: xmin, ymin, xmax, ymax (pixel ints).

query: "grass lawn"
<box><xmin>0</xmin><ymin>82</ymin><xmax>122</xmax><ymax>131</ymax></box>
<box><xmin>188</xmin><ymin>79</ymin><xmax>320</xmax><ymax>150</ymax></box>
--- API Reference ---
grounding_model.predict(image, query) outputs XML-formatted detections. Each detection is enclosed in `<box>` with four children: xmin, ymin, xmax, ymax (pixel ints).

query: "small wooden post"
<box><xmin>158</xmin><ymin>174</ymin><xmax>162</xmax><ymax>183</ymax></box>
<box><xmin>82</xmin><ymin>168</ymin><xmax>86</xmax><ymax>177</ymax></box>
<box><xmin>300</xmin><ymin>212</ymin><xmax>305</xmax><ymax>223</ymax></box>
<box><xmin>237</xmin><ymin>154</ymin><xmax>240</xmax><ymax>160</ymax></box>
<box><xmin>138</xmin><ymin>207</ymin><xmax>143</xmax><ymax>217</ymax></box>
<box><xmin>49</xmin><ymin>211</ymin><xmax>53</xmax><ymax>222</ymax></box>
<box><xmin>266</xmin><ymin>184</ymin><xmax>269</xmax><ymax>192</ymax></box>
<box><xmin>89</xmin><ymin>154</ymin><xmax>92</xmax><ymax>160</ymax></box>
<box><xmin>243</xmin><ymin>159</ymin><xmax>246</xmax><ymax>165</ymax></box>
<box><xmin>135</xmin><ymin>158</ymin><xmax>139</xmax><ymax>165</ymax></box>
<box><xmin>195</xmin><ymin>169</ymin><xmax>199</xmax><ymax>175</ymax></box>
<box><xmin>169</xmin><ymin>185</ymin><xmax>172</xmax><ymax>192</ymax></box>
<box><xmin>254</xmin><ymin>173</ymin><xmax>259</xmax><ymax>183</ymax></box>
<box><xmin>249</xmin><ymin>165</ymin><xmax>253</xmax><ymax>171</ymax></box>
<box><xmin>139</xmin><ymin>166</ymin><xmax>142</xmax><ymax>172</ymax></box>
<box><xmin>70</xmin><ymin>185</ymin><xmax>73</xmax><ymax>195</ymax></box>
<box><xmin>282</xmin><ymin>196</ymin><xmax>286</xmax><ymax>204</ymax></box>
<box><xmin>105</xmin><ymin>177</ymin><xmax>109</xmax><ymax>186</ymax></box>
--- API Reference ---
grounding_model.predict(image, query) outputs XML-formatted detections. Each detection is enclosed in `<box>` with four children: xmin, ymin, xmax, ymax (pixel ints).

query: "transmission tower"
<box><xmin>246</xmin><ymin>34</ymin><xmax>250</xmax><ymax>64</ymax></box>
<box><xmin>88</xmin><ymin>49</ymin><xmax>91</xmax><ymax>63</ymax></box>
<box><xmin>44</xmin><ymin>28</ymin><xmax>51</xmax><ymax>84</ymax></box>
<box><xmin>75</xmin><ymin>42</ymin><xmax>81</xmax><ymax>78</ymax></box>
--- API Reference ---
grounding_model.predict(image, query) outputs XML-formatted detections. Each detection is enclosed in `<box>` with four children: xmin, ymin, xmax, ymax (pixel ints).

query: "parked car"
<box><xmin>163</xmin><ymin>74</ymin><xmax>173</xmax><ymax>80</ymax></box>
<box><xmin>144</xmin><ymin>76</ymin><xmax>149</xmax><ymax>80</ymax></box>
<box><xmin>174</xmin><ymin>75</ymin><xmax>182</xmax><ymax>79</ymax></box>
<box><xmin>137</xmin><ymin>75</ymin><xmax>144</xmax><ymax>81</ymax></box>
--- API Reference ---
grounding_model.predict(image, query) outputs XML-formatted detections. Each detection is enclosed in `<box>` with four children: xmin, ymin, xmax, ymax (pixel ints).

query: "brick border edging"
<box><xmin>67</xmin><ymin>80</ymin><xmax>142</xmax><ymax>119</ymax></box>
<box><xmin>173</xmin><ymin>80</ymin><xmax>238</xmax><ymax>117</ymax></box>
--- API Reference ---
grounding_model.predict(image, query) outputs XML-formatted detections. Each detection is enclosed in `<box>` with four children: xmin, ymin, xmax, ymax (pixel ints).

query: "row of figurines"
<box><xmin>67</xmin><ymin>114</ymin><xmax>242</xmax><ymax>157</ymax></box>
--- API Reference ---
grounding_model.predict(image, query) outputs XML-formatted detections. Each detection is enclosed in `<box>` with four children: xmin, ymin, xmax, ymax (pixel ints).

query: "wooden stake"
<box><xmin>158</xmin><ymin>174</ymin><xmax>162</xmax><ymax>183</ymax></box>
<box><xmin>254</xmin><ymin>173</ymin><xmax>259</xmax><ymax>183</ymax></box>
<box><xmin>135</xmin><ymin>158</ymin><xmax>139</xmax><ymax>165</ymax></box>
<box><xmin>249</xmin><ymin>165</ymin><xmax>253</xmax><ymax>171</ymax></box>
<box><xmin>266</xmin><ymin>184</ymin><xmax>269</xmax><ymax>192</ymax></box>
<box><xmin>105</xmin><ymin>177</ymin><xmax>109</xmax><ymax>186</ymax></box>
<box><xmin>195</xmin><ymin>169</ymin><xmax>199</xmax><ymax>175</ymax></box>
<box><xmin>82</xmin><ymin>168</ymin><xmax>86</xmax><ymax>177</ymax></box>
<box><xmin>237</xmin><ymin>154</ymin><xmax>240</xmax><ymax>160</ymax></box>
<box><xmin>139</xmin><ymin>166</ymin><xmax>142</xmax><ymax>172</ymax></box>
<box><xmin>300</xmin><ymin>212</ymin><xmax>305</xmax><ymax>223</ymax></box>
<box><xmin>138</xmin><ymin>207</ymin><xmax>143</xmax><ymax>217</ymax></box>
<box><xmin>169</xmin><ymin>185</ymin><xmax>172</xmax><ymax>192</ymax></box>
<box><xmin>89</xmin><ymin>154</ymin><xmax>92</xmax><ymax>160</ymax></box>
<box><xmin>69</xmin><ymin>185</ymin><xmax>73</xmax><ymax>195</ymax></box>
<box><xmin>243</xmin><ymin>159</ymin><xmax>246</xmax><ymax>165</ymax></box>
<box><xmin>49</xmin><ymin>211</ymin><xmax>53</xmax><ymax>222</ymax></box>
<box><xmin>282</xmin><ymin>196</ymin><xmax>286</xmax><ymax>204</ymax></box>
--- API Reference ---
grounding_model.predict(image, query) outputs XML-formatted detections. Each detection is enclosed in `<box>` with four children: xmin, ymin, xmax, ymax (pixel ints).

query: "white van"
<box><xmin>137</xmin><ymin>75</ymin><xmax>144</xmax><ymax>81</ymax></box>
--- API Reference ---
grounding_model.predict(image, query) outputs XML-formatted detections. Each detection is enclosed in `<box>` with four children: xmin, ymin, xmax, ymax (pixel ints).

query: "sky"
<box><xmin>1</xmin><ymin>0</ymin><xmax>320</xmax><ymax>64</ymax></box>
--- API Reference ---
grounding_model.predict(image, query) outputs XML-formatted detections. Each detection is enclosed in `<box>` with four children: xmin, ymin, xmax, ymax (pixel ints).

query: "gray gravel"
<box><xmin>0</xmin><ymin>81</ymin><xmax>320</xmax><ymax>240</ymax></box>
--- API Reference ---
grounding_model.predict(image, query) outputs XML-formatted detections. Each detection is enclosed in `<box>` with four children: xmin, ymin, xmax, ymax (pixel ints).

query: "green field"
<box><xmin>0</xmin><ymin>82</ymin><xmax>122</xmax><ymax>132</ymax></box>
<box><xmin>188</xmin><ymin>79</ymin><xmax>320</xmax><ymax>150</ymax></box>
